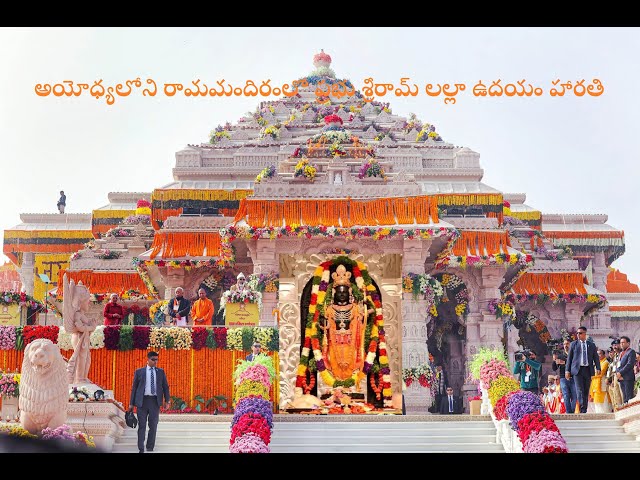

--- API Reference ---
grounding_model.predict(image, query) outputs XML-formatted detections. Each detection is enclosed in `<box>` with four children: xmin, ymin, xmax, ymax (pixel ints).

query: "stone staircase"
<box><xmin>551</xmin><ymin>414</ymin><xmax>640</xmax><ymax>453</ymax></box>
<box><xmin>112</xmin><ymin>414</ymin><xmax>504</xmax><ymax>453</ymax></box>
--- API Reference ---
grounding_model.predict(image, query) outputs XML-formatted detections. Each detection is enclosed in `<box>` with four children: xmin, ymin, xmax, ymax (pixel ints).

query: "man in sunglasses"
<box><xmin>128</xmin><ymin>351</ymin><xmax>171</xmax><ymax>453</ymax></box>
<box><xmin>566</xmin><ymin>326</ymin><xmax>600</xmax><ymax>413</ymax></box>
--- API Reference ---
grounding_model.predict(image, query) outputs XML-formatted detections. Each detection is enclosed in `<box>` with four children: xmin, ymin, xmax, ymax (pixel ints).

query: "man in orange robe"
<box><xmin>190</xmin><ymin>288</ymin><xmax>214</xmax><ymax>326</ymax></box>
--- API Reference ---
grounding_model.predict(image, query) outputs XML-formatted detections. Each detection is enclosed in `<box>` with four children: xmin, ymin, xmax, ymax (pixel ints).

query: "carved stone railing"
<box><xmin>162</xmin><ymin>216</ymin><xmax>234</xmax><ymax>230</ymax></box>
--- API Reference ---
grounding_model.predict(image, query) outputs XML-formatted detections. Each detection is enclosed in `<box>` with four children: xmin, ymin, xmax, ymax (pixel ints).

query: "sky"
<box><xmin>1</xmin><ymin>27</ymin><xmax>639</xmax><ymax>283</ymax></box>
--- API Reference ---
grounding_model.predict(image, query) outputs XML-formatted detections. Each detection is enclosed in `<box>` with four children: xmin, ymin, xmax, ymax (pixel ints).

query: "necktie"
<box><xmin>150</xmin><ymin>367</ymin><xmax>156</xmax><ymax>395</ymax></box>
<box><xmin>449</xmin><ymin>396</ymin><xmax>453</xmax><ymax>413</ymax></box>
<box><xmin>582</xmin><ymin>341</ymin><xmax>587</xmax><ymax>366</ymax></box>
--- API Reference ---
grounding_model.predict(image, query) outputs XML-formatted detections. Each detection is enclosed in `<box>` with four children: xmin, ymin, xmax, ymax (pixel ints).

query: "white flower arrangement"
<box><xmin>219</xmin><ymin>289</ymin><xmax>262</xmax><ymax>314</ymax></box>
<box><xmin>90</xmin><ymin>326</ymin><xmax>105</xmax><ymax>349</ymax></box>
<box><xmin>69</xmin><ymin>386</ymin><xmax>92</xmax><ymax>402</ymax></box>
<box><xmin>57</xmin><ymin>327</ymin><xmax>73</xmax><ymax>350</ymax></box>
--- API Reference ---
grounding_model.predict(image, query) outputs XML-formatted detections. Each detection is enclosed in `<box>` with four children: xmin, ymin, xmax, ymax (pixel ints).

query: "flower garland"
<box><xmin>487</xmin><ymin>298</ymin><xmax>516</xmax><ymax>323</ymax></box>
<box><xmin>402</xmin><ymin>273</ymin><xmax>444</xmax><ymax>310</ymax></box>
<box><xmin>0</xmin><ymin>291</ymin><xmax>44</xmax><ymax>311</ymax></box>
<box><xmin>219</xmin><ymin>289</ymin><xmax>262</xmax><ymax>315</ymax></box>
<box><xmin>436</xmin><ymin>251</ymin><xmax>533</xmax><ymax>270</ymax></box>
<box><xmin>508</xmin><ymin>311</ymin><xmax>552</xmax><ymax>344</ymax></box>
<box><xmin>247</xmin><ymin>272</ymin><xmax>279</xmax><ymax>293</ymax></box>
<box><xmin>41</xmin><ymin>424</ymin><xmax>96</xmax><ymax>449</ymax></box>
<box><xmin>296</xmin><ymin>256</ymin><xmax>392</xmax><ymax>407</ymax></box>
<box><xmin>69</xmin><ymin>386</ymin><xmax>91</xmax><ymax>402</ymax></box>
<box><xmin>402</xmin><ymin>362</ymin><xmax>433</xmax><ymax>388</ymax></box>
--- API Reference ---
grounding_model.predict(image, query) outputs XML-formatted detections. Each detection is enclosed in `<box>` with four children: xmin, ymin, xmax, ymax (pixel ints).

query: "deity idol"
<box><xmin>319</xmin><ymin>264</ymin><xmax>367</xmax><ymax>389</ymax></box>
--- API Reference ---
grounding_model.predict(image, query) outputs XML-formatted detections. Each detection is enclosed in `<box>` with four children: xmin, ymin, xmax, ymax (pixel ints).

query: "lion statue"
<box><xmin>19</xmin><ymin>338</ymin><xmax>69</xmax><ymax>434</ymax></box>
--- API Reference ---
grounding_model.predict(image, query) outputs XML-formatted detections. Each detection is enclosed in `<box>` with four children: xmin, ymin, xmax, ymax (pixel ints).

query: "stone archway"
<box><xmin>428</xmin><ymin>273</ymin><xmax>469</xmax><ymax>394</ymax></box>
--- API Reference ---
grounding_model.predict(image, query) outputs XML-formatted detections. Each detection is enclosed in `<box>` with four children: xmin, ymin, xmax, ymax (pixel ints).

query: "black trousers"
<box><xmin>573</xmin><ymin>366</ymin><xmax>592</xmax><ymax>413</ymax></box>
<box><xmin>137</xmin><ymin>396</ymin><xmax>160</xmax><ymax>451</ymax></box>
<box><xmin>620</xmin><ymin>378</ymin><xmax>635</xmax><ymax>404</ymax></box>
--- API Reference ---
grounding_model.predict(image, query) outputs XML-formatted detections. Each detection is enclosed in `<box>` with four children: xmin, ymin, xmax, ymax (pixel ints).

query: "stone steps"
<box><xmin>553</xmin><ymin>417</ymin><xmax>640</xmax><ymax>453</ymax></box>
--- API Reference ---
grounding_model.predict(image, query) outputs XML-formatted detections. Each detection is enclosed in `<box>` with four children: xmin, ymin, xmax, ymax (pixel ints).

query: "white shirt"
<box><xmin>145</xmin><ymin>365</ymin><xmax>157</xmax><ymax>396</ymax></box>
<box><xmin>448</xmin><ymin>395</ymin><xmax>454</xmax><ymax>412</ymax></box>
<box><xmin>581</xmin><ymin>341</ymin><xmax>588</xmax><ymax>366</ymax></box>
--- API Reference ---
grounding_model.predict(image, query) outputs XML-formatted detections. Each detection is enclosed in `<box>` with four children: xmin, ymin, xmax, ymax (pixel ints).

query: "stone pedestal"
<box><xmin>66</xmin><ymin>401</ymin><xmax>126</xmax><ymax>451</ymax></box>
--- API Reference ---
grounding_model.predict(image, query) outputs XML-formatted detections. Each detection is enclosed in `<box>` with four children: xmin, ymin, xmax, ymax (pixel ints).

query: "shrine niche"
<box><xmin>296</xmin><ymin>256</ymin><xmax>390</xmax><ymax>409</ymax></box>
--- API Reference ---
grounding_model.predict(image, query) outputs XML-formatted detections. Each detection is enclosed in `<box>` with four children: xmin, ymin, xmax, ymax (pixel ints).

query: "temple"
<box><xmin>2</xmin><ymin>50</ymin><xmax>638</xmax><ymax>414</ymax></box>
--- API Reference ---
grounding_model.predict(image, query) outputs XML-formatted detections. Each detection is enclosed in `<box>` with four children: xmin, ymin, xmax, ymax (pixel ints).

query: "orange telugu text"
<box><xmin>34</xmin><ymin>78</ymin><xmax>605</xmax><ymax>106</ymax></box>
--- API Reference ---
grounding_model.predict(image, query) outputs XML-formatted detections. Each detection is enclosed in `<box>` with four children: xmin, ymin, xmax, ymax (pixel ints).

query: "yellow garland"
<box><xmin>3</xmin><ymin>230</ymin><xmax>93</xmax><ymax>239</ymax></box>
<box><xmin>151</xmin><ymin>189</ymin><xmax>253</xmax><ymax>203</ymax></box>
<box><xmin>510</xmin><ymin>210</ymin><xmax>542</xmax><ymax>221</ymax></box>
<box><xmin>434</xmin><ymin>194</ymin><xmax>503</xmax><ymax>206</ymax></box>
<box><xmin>91</xmin><ymin>209</ymin><xmax>135</xmax><ymax>219</ymax></box>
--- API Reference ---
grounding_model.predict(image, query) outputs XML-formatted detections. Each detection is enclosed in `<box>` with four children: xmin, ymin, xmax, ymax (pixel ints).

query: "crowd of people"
<box><xmin>514</xmin><ymin>326</ymin><xmax>640</xmax><ymax>414</ymax></box>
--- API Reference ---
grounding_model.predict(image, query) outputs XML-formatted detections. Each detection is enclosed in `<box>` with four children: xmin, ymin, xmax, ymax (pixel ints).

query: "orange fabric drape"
<box><xmin>3</xmin><ymin>243</ymin><xmax>87</xmax><ymax>255</ymax></box>
<box><xmin>607</xmin><ymin>269</ymin><xmax>640</xmax><ymax>293</ymax></box>
<box><xmin>511</xmin><ymin>272</ymin><xmax>587</xmax><ymax>295</ymax></box>
<box><xmin>609</xmin><ymin>306</ymin><xmax>640</xmax><ymax>311</ymax></box>
<box><xmin>237</xmin><ymin>196</ymin><xmax>440</xmax><ymax>228</ymax></box>
<box><xmin>149</xmin><ymin>232</ymin><xmax>221</xmax><ymax>259</ymax></box>
<box><xmin>55</xmin><ymin>270</ymin><xmax>151</xmax><ymax>296</ymax></box>
<box><xmin>452</xmin><ymin>231</ymin><xmax>510</xmax><ymax>256</ymax></box>
<box><xmin>544</xmin><ymin>231</ymin><xmax>624</xmax><ymax>239</ymax></box>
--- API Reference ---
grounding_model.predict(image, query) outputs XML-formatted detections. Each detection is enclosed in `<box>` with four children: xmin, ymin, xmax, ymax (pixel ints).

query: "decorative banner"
<box><xmin>225</xmin><ymin>303</ymin><xmax>260</xmax><ymax>327</ymax></box>
<box><xmin>0</xmin><ymin>304</ymin><xmax>20</xmax><ymax>326</ymax></box>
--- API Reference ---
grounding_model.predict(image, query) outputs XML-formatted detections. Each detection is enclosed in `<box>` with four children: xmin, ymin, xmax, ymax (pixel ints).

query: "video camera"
<box><xmin>514</xmin><ymin>349</ymin><xmax>532</xmax><ymax>361</ymax></box>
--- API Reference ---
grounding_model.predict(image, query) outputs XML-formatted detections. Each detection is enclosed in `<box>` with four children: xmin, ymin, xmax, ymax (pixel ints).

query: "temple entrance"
<box><xmin>427</xmin><ymin>273</ymin><xmax>468</xmax><ymax>395</ymax></box>
<box><xmin>298</xmin><ymin>257</ymin><xmax>385</xmax><ymax>408</ymax></box>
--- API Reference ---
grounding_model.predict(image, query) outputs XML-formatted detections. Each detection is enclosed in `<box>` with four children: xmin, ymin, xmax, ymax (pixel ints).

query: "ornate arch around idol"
<box><xmin>430</xmin><ymin>272</ymin><xmax>472</xmax><ymax>321</ymax></box>
<box><xmin>295</xmin><ymin>256</ymin><xmax>393</xmax><ymax>407</ymax></box>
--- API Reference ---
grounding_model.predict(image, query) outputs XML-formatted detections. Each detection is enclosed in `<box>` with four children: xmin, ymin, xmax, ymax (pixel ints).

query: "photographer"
<box><xmin>513</xmin><ymin>349</ymin><xmax>542</xmax><ymax>394</ymax></box>
<box><xmin>552</xmin><ymin>338</ymin><xmax>576</xmax><ymax>414</ymax></box>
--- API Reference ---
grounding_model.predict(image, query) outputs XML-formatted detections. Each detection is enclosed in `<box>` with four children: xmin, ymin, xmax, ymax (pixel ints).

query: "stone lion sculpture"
<box><xmin>19</xmin><ymin>338</ymin><xmax>69</xmax><ymax>434</ymax></box>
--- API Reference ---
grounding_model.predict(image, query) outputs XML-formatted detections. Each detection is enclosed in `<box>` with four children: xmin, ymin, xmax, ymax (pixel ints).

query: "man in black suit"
<box><xmin>168</xmin><ymin>287</ymin><xmax>191</xmax><ymax>326</ymax></box>
<box><xmin>246</xmin><ymin>342</ymin><xmax>263</xmax><ymax>361</ymax></box>
<box><xmin>565</xmin><ymin>326</ymin><xmax>600</xmax><ymax>413</ymax></box>
<box><xmin>128</xmin><ymin>351</ymin><xmax>171</xmax><ymax>453</ymax></box>
<box><xmin>616</xmin><ymin>336</ymin><xmax>637</xmax><ymax>404</ymax></box>
<box><xmin>439</xmin><ymin>386</ymin><xmax>462</xmax><ymax>414</ymax></box>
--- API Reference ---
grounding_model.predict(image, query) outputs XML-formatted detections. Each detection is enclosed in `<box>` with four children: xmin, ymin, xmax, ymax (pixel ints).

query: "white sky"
<box><xmin>1</xmin><ymin>27</ymin><xmax>638</xmax><ymax>283</ymax></box>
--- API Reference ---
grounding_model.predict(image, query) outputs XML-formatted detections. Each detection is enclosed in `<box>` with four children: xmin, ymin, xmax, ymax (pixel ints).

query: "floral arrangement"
<box><xmin>469</xmin><ymin>346</ymin><xmax>509</xmax><ymax>381</ymax></box>
<box><xmin>219</xmin><ymin>289</ymin><xmax>262</xmax><ymax>314</ymax></box>
<box><xmin>517</xmin><ymin>411</ymin><xmax>559</xmax><ymax>444</ymax></box>
<box><xmin>323</xmin><ymin>113</ymin><xmax>343</xmax><ymax>126</ymax></box>
<box><xmin>523</xmin><ymin>429</ymin><xmax>568</xmax><ymax>453</ymax></box>
<box><xmin>402</xmin><ymin>273</ymin><xmax>444</xmax><ymax>308</ymax></box>
<box><xmin>0</xmin><ymin>326</ymin><xmax>17</xmax><ymax>350</ymax></box>
<box><xmin>209</xmin><ymin>123</ymin><xmax>232</xmax><ymax>144</ymax></box>
<box><xmin>22</xmin><ymin>325</ymin><xmax>59</xmax><ymax>346</ymax></box>
<box><xmin>41</xmin><ymin>424</ymin><xmax>96</xmax><ymax>449</ymax></box>
<box><xmin>358</xmin><ymin>157</ymin><xmax>386</xmax><ymax>180</ymax></box>
<box><xmin>487</xmin><ymin>298</ymin><xmax>516</xmax><ymax>322</ymax></box>
<box><xmin>0</xmin><ymin>291</ymin><xmax>44</xmax><ymax>311</ymax></box>
<box><xmin>0</xmin><ymin>424</ymin><xmax>37</xmax><ymax>439</ymax></box>
<box><xmin>488</xmin><ymin>375</ymin><xmax>520</xmax><ymax>407</ymax></box>
<box><xmin>230</xmin><ymin>354</ymin><xmax>275</xmax><ymax>453</ymax></box>
<box><xmin>479</xmin><ymin>359</ymin><xmax>512</xmax><ymax>390</ymax></box>
<box><xmin>135</xmin><ymin>199</ymin><xmax>152</xmax><ymax>216</ymax></box>
<box><xmin>69</xmin><ymin>386</ymin><xmax>92</xmax><ymax>402</ymax></box>
<box><xmin>468</xmin><ymin>395</ymin><xmax>482</xmax><ymax>402</ymax></box>
<box><xmin>254</xmin><ymin>164</ymin><xmax>276</xmax><ymax>184</ymax></box>
<box><xmin>0</xmin><ymin>372</ymin><xmax>20</xmax><ymax>397</ymax></box>
<box><xmin>95</xmin><ymin>249</ymin><xmax>122</xmax><ymax>260</ymax></box>
<box><xmin>149</xmin><ymin>326</ymin><xmax>193</xmax><ymax>350</ymax></box>
<box><xmin>247</xmin><ymin>272</ymin><xmax>279</xmax><ymax>293</ymax></box>
<box><xmin>293</xmin><ymin>157</ymin><xmax>317</xmax><ymax>182</ymax></box>
<box><xmin>191</xmin><ymin>327</ymin><xmax>209</xmax><ymax>350</ymax></box>
<box><xmin>505</xmin><ymin>390</ymin><xmax>545</xmax><ymax>430</ymax></box>
<box><xmin>122</xmin><ymin>214</ymin><xmax>151</xmax><ymax>225</ymax></box>
<box><xmin>259</xmin><ymin>125</ymin><xmax>280</xmax><ymax>140</ymax></box>
<box><xmin>492</xmin><ymin>392</ymin><xmax>516</xmax><ymax>421</ymax></box>
<box><xmin>149</xmin><ymin>300</ymin><xmax>169</xmax><ymax>325</ymax></box>
<box><xmin>104</xmin><ymin>228</ymin><xmax>135</xmax><ymax>238</ymax></box>
<box><xmin>402</xmin><ymin>362</ymin><xmax>433</xmax><ymax>388</ymax></box>
<box><xmin>415</xmin><ymin>123</ymin><xmax>442</xmax><ymax>142</ymax></box>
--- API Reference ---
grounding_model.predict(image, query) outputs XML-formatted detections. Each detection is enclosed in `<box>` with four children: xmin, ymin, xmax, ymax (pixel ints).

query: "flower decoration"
<box><xmin>358</xmin><ymin>157</ymin><xmax>386</xmax><ymax>180</ymax></box>
<box><xmin>69</xmin><ymin>386</ymin><xmax>92</xmax><ymax>402</ymax></box>
<box><xmin>505</xmin><ymin>390</ymin><xmax>545</xmax><ymax>430</ymax></box>
<box><xmin>488</xmin><ymin>375</ymin><xmax>520</xmax><ymax>407</ymax></box>
<box><xmin>95</xmin><ymin>249</ymin><xmax>122</xmax><ymax>260</ymax></box>
<box><xmin>324</xmin><ymin>114</ymin><xmax>343</xmax><ymax>126</ymax></box>
<box><xmin>294</xmin><ymin>158</ymin><xmax>317</xmax><ymax>181</ymax></box>
<box><xmin>0</xmin><ymin>372</ymin><xmax>20</xmax><ymax>397</ymax></box>
<box><xmin>517</xmin><ymin>411</ymin><xmax>559</xmax><ymax>444</ymax></box>
<box><xmin>523</xmin><ymin>429</ymin><xmax>568</xmax><ymax>453</ymax></box>
<box><xmin>493</xmin><ymin>392</ymin><xmax>516</xmax><ymax>421</ymax></box>
<box><xmin>479</xmin><ymin>359</ymin><xmax>511</xmax><ymax>390</ymax></box>
<box><xmin>0</xmin><ymin>326</ymin><xmax>17</xmax><ymax>350</ymax></box>
<box><xmin>469</xmin><ymin>346</ymin><xmax>509</xmax><ymax>381</ymax></box>
<box><xmin>259</xmin><ymin>125</ymin><xmax>280</xmax><ymax>140</ymax></box>
<box><xmin>255</xmin><ymin>165</ymin><xmax>276</xmax><ymax>184</ymax></box>
<box><xmin>41</xmin><ymin>424</ymin><xmax>96</xmax><ymax>449</ymax></box>
<box><xmin>219</xmin><ymin>289</ymin><xmax>262</xmax><ymax>316</ymax></box>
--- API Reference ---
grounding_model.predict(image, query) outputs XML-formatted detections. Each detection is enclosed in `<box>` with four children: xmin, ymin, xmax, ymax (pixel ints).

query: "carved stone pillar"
<box><xmin>564</xmin><ymin>304</ymin><xmax>583</xmax><ymax>334</ymax></box>
<box><xmin>478</xmin><ymin>266</ymin><xmax>505</xmax><ymax>347</ymax></box>
<box><xmin>252</xmin><ymin>239</ymin><xmax>279</xmax><ymax>326</ymax></box>
<box><xmin>20</xmin><ymin>253</ymin><xmax>35</xmax><ymax>296</ymax></box>
<box><xmin>401</xmin><ymin>239</ymin><xmax>432</xmax><ymax>413</ymax></box>
<box><xmin>591</xmin><ymin>252</ymin><xmax>608</xmax><ymax>292</ymax></box>
<box><xmin>163</xmin><ymin>267</ymin><xmax>185</xmax><ymax>301</ymax></box>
